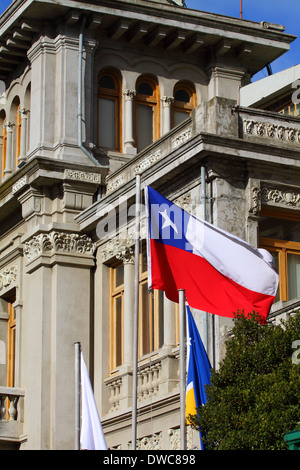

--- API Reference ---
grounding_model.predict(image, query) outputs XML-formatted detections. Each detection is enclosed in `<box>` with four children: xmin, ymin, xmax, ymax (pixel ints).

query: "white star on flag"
<box><xmin>158</xmin><ymin>209</ymin><xmax>178</xmax><ymax>233</ymax></box>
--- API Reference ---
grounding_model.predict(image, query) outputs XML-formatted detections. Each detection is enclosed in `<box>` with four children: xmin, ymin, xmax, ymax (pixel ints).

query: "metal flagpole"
<box><xmin>74</xmin><ymin>341</ymin><xmax>81</xmax><ymax>450</ymax></box>
<box><xmin>179</xmin><ymin>289</ymin><xmax>187</xmax><ymax>450</ymax></box>
<box><xmin>240</xmin><ymin>0</ymin><xmax>243</xmax><ymax>19</ymax></box>
<box><xmin>132</xmin><ymin>173</ymin><xmax>141</xmax><ymax>450</ymax></box>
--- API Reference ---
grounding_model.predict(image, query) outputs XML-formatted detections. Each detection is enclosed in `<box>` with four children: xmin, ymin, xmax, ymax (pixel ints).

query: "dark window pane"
<box><xmin>259</xmin><ymin>217</ymin><xmax>300</xmax><ymax>242</ymax></box>
<box><xmin>98</xmin><ymin>97</ymin><xmax>115</xmax><ymax>149</ymax></box>
<box><xmin>137</xmin><ymin>82</ymin><xmax>153</xmax><ymax>96</ymax></box>
<box><xmin>115</xmin><ymin>264</ymin><xmax>124</xmax><ymax>287</ymax></box>
<box><xmin>136</xmin><ymin>104</ymin><xmax>153</xmax><ymax>152</ymax></box>
<box><xmin>174</xmin><ymin>89</ymin><xmax>190</xmax><ymax>103</ymax></box>
<box><xmin>99</xmin><ymin>75</ymin><xmax>115</xmax><ymax>89</ymax></box>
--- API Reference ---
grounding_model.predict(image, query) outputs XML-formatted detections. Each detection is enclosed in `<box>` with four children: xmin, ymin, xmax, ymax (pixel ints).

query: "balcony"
<box><xmin>0</xmin><ymin>386</ymin><xmax>25</xmax><ymax>450</ymax></box>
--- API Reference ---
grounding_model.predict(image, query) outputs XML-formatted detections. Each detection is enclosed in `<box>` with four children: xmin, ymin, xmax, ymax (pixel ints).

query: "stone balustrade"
<box><xmin>0</xmin><ymin>386</ymin><xmax>25</xmax><ymax>422</ymax></box>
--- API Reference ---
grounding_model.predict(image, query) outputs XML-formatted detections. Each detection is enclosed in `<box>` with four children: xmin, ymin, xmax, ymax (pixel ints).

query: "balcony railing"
<box><xmin>0</xmin><ymin>386</ymin><xmax>24</xmax><ymax>422</ymax></box>
<box><xmin>0</xmin><ymin>386</ymin><xmax>25</xmax><ymax>449</ymax></box>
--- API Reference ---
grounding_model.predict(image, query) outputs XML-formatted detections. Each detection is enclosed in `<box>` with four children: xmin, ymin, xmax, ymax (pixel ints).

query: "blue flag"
<box><xmin>186</xmin><ymin>305</ymin><xmax>211</xmax><ymax>449</ymax></box>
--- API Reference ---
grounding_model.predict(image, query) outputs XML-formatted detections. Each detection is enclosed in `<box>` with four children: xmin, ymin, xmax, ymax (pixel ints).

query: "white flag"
<box><xmin>80</xmin><ymin>353</ymin><xmax>107</xmax><ymax>450</ymax></box>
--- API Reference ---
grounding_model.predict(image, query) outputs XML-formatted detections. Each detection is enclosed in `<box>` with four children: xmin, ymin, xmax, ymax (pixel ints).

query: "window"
<box><xmin>109</xmin><ymin>264</ymin><xmax>124</xmax><ymax>370</ymax></box>
<box><xmin>135</xmin><ymin>76</ymin><xmax>160</xmax><ymax>152</ymax></box>
<box><xmin>259</xmin><ymin>211</ymin><xmax>300</xmax><ymax>301</ymax></box>
<box><xmin>172</xmin><ymin>82</ymin><xmax>196</xmax><ymax>128</ymax></box>
<box><xmin>139</xmin><ymin>252</ymin><xmax>164</xmax><ymax>358</ymax></box>
<box><xmin>109</xmin><ymin>253</ymin><xmax>164</xmax><ymax>372</ymax></box>
<box><xmin>7</xmin><ymin>299</ymin><xmax>16</xmax><ymax>388</ymax></box>
<box><xmin>97</xmin><ymin>70</ymin><xmax>121</xmax><ymax>151</ymax></box>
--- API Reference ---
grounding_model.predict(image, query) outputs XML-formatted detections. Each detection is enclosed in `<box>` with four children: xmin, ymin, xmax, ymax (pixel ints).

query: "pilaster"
<box><xmin>23</xmin><ymin>230</ymin><xmax>95</xmax><ymax>449</ymax></box>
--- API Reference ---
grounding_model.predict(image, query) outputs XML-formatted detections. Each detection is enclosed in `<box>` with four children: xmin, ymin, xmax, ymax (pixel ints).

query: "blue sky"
<box><xmin>0</xmin><ymin>0</ymin><xmax>299</xmax><ymax>81</ymax></box>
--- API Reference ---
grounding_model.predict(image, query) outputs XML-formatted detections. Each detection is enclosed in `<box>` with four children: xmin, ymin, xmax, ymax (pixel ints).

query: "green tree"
<box><xmin>190</xmin><ymin>311</ymin><xmax>300</xmax><ymax>450</ymax></box>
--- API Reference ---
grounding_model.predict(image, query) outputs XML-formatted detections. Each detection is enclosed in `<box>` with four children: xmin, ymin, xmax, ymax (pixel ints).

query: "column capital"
<box><xmin>101</xmin><ymin>238</ymin><xmax>135</xmax><ymax>264</ymax></box>
<box><xmin>123</xmin><ymin>89</ymin><xmax>136</xmax><ymax>101</ymax></box>
<box><xmin>161</xmin><ymin>96</ymin><xmax>174</xmax><ymax>107</ymax></box>
<box><xmin>24</xmin><ymin>231</ymin><xmax>96</xmax><ymax>272</ymax></box>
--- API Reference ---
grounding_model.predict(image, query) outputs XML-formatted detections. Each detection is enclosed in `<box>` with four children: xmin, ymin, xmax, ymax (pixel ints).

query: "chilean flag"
<box><xmin>145</xmin><ymin>186</ymin><xmax>279</xmax><ymax>323</ymax></box>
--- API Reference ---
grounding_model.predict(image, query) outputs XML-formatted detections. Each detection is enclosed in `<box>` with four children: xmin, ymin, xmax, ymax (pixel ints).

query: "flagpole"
<box><xmin>132</xmin><ymin>173</ymin><xmax>141</xmax><ymax>450</ymax></box>
<box><xmin>74</xmin><ymin>341</ymin><xmax>81</xmax><ymax>450</ymax></box>
<box><xmin>179</xmin><ymin>289</ymin><xmax>187</xmax><ymax>450</ymax></box>
<box><xmin>201</xmin><ymin>165</ymin><xmax>208</xmax><ymax>351</ymax></box>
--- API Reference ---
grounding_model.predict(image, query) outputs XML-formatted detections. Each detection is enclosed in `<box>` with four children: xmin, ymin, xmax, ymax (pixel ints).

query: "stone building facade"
<box><xmin>0</xmin><ymin>0</ymin><xmax>299</xmax><ymax>450</ymax></box>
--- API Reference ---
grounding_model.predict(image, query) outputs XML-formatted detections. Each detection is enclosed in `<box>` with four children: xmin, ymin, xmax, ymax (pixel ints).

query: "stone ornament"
<box><xmin>262</xmin><ymin>186</ymin><xmax>300</xmax><ymax>208</ymax></box>
<box><xmin>24</xmin><ymin>232</ymin><xmax>96</xmax><ymax>261</ymax></box>
<box><xmin>250</xmin><ymin>183</ymin><xmax>300</xmax><ymax>215</ymax></box>
<box><xmin>243</xmin><ymin>119</ymin><xmax>300</xmax><ymax>144</ymax></box>
<box><xmin>0</xmin><ymin>266</ymin><xmax>17</xmax><ymax>291</ymax></box>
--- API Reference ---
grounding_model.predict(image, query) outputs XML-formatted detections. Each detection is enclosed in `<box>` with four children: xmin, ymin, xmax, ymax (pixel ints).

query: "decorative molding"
<box><xmin>249</xmin><ymin>186</ymin><xmax>261</xmax><ymax>215</ymax></box>
<box><xmin>172</xmin><ymin>128</ymin><xmax>192</xmax><ymax>149</ymax></box>
<box><xmin>243</xmin><ymin>119</ymin><xmax>300</xmax><ymax>144</ymax></box>
<box><xmin>137</xmin><ymin>432</ymin><xmax>162</xmax><ymax>450</ymax></box>
<box><xmin>101</xmin><ymin>238</ymin><xmax>135</xmax><ymax>263</ymax></box>
<box><xmin>106</xmin><ymin>175</ymin><xmax>125</xmax><ymax>193</ymax></box>
<box><xmin>133</xmin><ymin>150</ymin><xmax>162</xmax><ymax>175</ymax></box>
<box><xmin>12</xmin><ymin>175</ymin><xmax>28</xmax><ymax>195</ymax></box>
<box><xmin>261</xmin><ymin>186</ymin><xmax>300</xmax><ymax>208</ymax></box>
<box><xmin>0</xmin><ymin>266</ymin><xmax>17</xmax><ymax>291</ymax></box>
<box><xmin>24</xmin><ymin>232</ymin><xmax>96</xmax><ymax>261</ymax></box>
<box><xmin>174</xmin><ymin>193</ymin><xmax>192</xmax><ymax>213</ymax></box>
<box><xmin>64</xmin><ymin>169</ymin><xmax>101</xmax><ymax>184</ymax></box>
<box><xmin>250</xmin><ymin>182</ymin><xmax>300</xmax><ymax>215</ymax></box>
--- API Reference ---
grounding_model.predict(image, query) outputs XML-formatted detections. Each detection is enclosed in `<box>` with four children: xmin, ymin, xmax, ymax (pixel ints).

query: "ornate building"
<box><xmin>0</xmin><ymin>0</ymin><xmax>299</xmax><ymax>450</ymax></box>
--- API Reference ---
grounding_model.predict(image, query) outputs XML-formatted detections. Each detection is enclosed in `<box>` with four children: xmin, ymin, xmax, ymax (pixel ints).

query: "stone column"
<box><xmin>3</xmin><ymin>122</ymin><xmax>13</xmax><ymax>178</ymax></box>
<box><xmin>161</xmin><ymin>96</ymin><xmax>174</xmax><ymax>135</ymax></box>
<box><xmin>18</xmin><ymin>108</ymin><xmax>28</xmax><ymax>164</ymax></box>
<box><xmin>123</xmin><ymin>89</ymin><xmax>136</xmax><ymax>155</ymax></box>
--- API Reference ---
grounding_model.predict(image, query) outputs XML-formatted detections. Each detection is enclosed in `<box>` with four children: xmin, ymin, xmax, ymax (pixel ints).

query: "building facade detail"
<box><xmin>243</xmin><ymin>118</ymin><xmax>300</xmax><ymax>144</ymax></box>
<box><xmin>0</xmin><ymin>266</ymin><xmax>17</xmax><ymax>292</ymax></box>
<box><xmin>249</xmin><ymin>182</ymin><xmax>300</xmax><ymax>214</ymax></box>
<box><xmin>24</xmin><ymin>232</ymin><xmax>96</xmax><ymax>261</ymax></box>
<box><xmin>0</xmin><ymin>0</ymin><xmax>299</xmax><ymax>452</ymax></box>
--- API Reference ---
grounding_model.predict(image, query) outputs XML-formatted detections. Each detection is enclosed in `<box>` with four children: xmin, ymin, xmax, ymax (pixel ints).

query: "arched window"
<box><xmin>172</xmin><ymin>82</ymin><xmax>196</xmax><ymax>128</ymax></box>
<box><xmin>135</xmin><ymin>75</ymin><xmax>160</xmax><ymax>152</ymax></box>
<box><xmin>97</xmin><ymin>70</ymin><xmax>121</xmax><ymax>151</ymax></box>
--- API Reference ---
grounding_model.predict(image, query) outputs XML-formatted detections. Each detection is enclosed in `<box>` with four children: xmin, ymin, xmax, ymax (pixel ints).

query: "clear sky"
<box><xmin>0</xmin><ymin>0</ymin><xmax>299</xmax><ymax>81</ymax></box>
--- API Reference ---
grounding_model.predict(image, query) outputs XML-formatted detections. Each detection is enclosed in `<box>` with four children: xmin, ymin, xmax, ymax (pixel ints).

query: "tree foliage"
<box><xmin>189</xmin><ymin>311</ymin><xmax>300</xmax><ymax>450</ymax></box>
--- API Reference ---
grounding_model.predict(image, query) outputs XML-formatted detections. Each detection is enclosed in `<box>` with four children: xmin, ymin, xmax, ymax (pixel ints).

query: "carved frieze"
<box><xmin>106</xmin><ymin>175</ymin><xmax>125</xmax><ymax>193</ymax></box>
<box><xmin>172</xmin><ymin>128</ymin><xmax>192</xmax><ymax>149</ymax></box>
<box><xmin>64</xmin><ymin>169</ymin><xmax>101</xmax><ymax>184</ymax></box>
<box><xmin>24</xmin><ymin>232</ymin><xmax>96</xmax><ymax>261</ymax></box>
<box><xmin>249</xmin><ymin>182</ymin><xmax>300</xmax><ymax>215</ymax></box>
<box><xmin>0</xmin><ymin>266</ymin><xmax>17</xmax><ymax>291</ymax></box>
<box><xmin>137</xmin><ymin>432</ymin><xmax>162</xmax><ymax>450</ymax></box>
<box><xmin>12</xmin><ymin>176</ymin><xmax>28</xmax><ymax>195</ymax></box>
<box><xmin>243</xmin><ymin>119</ymin><xmax>300</xmax><ymax>145</ymax></box>
<box><xmin>261</xmin><ymin>186</ymin><xmax>300</xmax><ymax>208</ymax></box>
<box><xmin>133</xmin><ymin>150</ymin><xmax>162</xmax><ymax>175</ymax></box>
